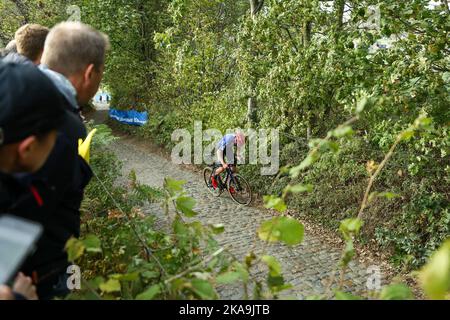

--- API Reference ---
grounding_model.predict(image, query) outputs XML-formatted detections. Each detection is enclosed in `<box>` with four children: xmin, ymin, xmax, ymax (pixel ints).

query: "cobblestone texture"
<box><xmin>110</xmin><ymin>134</ymin><xmax>387</xmax><ymax>300</ymax></box>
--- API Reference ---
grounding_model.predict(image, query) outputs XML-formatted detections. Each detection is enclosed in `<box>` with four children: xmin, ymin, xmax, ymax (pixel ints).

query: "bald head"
<box><xmin>41</xmin><ymin>22</ymin><xmax>110</xmax><ymax>77</ymax></box>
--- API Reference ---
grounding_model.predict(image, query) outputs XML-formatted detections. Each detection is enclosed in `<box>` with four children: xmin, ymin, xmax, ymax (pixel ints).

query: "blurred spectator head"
<box><xmin>15</xmin><ymin>24</ymin><xmax>49</xmax><ymax>64</ymax></box>
<box><xmin>0</xmin><ymin>40</ymin><xmax>17</xmax><ymax>58</ymax></box>
<box><xmin>41</xmin><ymin>22</ymin><xmax>110</xmax><ymax>105</ymax></box>
<box><xmin>0</xmin><ymin>62</ymin><xmax>67</xmax><ymax>173</ymax></box>
<box><xmin>5</xmin><ymin>40</ymin><xmax>17</xmax><ymax>54</ymax></box>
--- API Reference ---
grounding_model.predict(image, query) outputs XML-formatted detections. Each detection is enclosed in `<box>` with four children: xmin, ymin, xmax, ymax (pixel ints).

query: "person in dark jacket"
<box><xmin>0</xmin><ymin>61</ymin><xmax>68</xmax><ymax>299</ymax></box>
<box><xmin>10</xmin><ymin>22</ymin><xmax>110</xmax><ymax>300</ymax></box>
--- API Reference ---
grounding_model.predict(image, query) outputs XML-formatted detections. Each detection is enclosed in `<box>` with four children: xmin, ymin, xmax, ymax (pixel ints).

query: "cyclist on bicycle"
<box><xmin>211</xmin><ymin>130</ymin><xmax>245</xmax><ymax>189</ymax></box>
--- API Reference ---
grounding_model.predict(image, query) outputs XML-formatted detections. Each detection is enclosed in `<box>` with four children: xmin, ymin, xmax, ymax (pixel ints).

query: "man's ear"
<box><xmin>83</xmin><ymin>63</ymin><xmax>96</xmax><ymax>82</ymax></box>
<box><xmin>17</xmin><ymin>136</ymin><xmax>38</xmax><ymax>157</ymax></box>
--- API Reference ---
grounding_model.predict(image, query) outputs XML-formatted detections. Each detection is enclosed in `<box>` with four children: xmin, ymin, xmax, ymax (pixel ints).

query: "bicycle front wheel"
<box><xmin>227</xmin><ymin>174</ymin><xmax>252</xmax><ymax>206</ymax></box>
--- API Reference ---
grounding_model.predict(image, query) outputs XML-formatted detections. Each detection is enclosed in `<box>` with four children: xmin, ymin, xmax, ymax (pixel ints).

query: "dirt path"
<box><xmin>108</xmin><ymin>138</ymin><xmax>395</xmax><ymax>300</ymax></box>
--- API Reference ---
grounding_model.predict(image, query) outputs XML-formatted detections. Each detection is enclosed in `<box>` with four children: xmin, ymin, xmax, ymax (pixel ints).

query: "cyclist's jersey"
<box><xmin>217</xmin><ymin>134</ymin><xmax>237</xmax><ymax>164</ymax></box>
<box><xmin>217</xmin><ymin>134</ymin><xmax>235</xmax><ymax>151</ymax></box>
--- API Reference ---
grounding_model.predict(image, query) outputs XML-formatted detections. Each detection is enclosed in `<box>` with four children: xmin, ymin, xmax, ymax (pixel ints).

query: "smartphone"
<box><xmin>0</xmin><ymin>215</ymin><xmax>43</xmax><ymax>285</ymax></box>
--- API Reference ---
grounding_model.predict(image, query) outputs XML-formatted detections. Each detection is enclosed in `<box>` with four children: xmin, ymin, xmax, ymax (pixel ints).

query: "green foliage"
<box><xmin>5</xmin><ymin>0</ymin><xmax>449</xmax><ymax>300</ymax></box>
<box><xmin>380</xmin><ymin>284</ymin><xmax>414</xmax><ymax>300</ymax></box>
<box><xmin>52</xmin><ymin>0</ymin><xmax>447</xmax><ymax>272</ymax></box>
<box><xmin>334</xmin><ymin>291</ymin><xmax>363</xmax><ymax>300</ymax></box>
<box><xmin>339</xmin><ymin>218</ymin><xmax>363</xmax><ymax>241</ymax></box>
<box><xmin>0</xmin><ymin>0</ymin><xmax>70</xmax><ymax>45</ymax></box>
<box><xmin>337</xmin><ymin>218</ymin><xmax>363</xmax><ymax>270</ymax></box>
<box><xmin>69</xmin><ymin>124</ymin><xmax>305</xmax><ymax>299</ymax></box>
<box><xmin>258</xmin><ymin>216</ymin><xmax>305</xmax><ymax>246</ymax></box>
<box><xmin>419</xmin><ymin>239</ymin><xmax>450</xmax><ymax>300</ymax></box>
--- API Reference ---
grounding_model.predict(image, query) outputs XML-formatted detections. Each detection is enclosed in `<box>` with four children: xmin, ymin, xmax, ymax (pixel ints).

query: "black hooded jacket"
<box><xmin>7</xmin><ymin>67</ymin><xmax>93</xmax><ymax>288</ymax></box>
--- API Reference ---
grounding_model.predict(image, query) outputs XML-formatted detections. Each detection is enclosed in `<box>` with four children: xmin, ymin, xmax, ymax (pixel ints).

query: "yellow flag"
<box><xmin>78</xmin><ymin>128</ymin><xmax>97</xmax><ymax>164</ymax></box>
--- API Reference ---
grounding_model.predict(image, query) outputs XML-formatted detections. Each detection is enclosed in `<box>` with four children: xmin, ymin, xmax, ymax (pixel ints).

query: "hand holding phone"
<box><xmin>0</xmin><ymin>215</ymin><xmax>43</xmax><ymax>285</ymax></box>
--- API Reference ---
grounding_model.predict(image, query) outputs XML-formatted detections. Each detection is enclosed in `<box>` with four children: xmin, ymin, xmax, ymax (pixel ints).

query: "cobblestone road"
<box><xmin>110</xmin><ymin>134</ymin><xmax>386</xmax><ymax>299</ymax></box>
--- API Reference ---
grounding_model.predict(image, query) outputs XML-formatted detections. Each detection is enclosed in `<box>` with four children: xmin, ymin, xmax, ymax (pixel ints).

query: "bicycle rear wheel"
<box><xmin>203</xmin><ymin>167</ymin><xmax>223</xmax><ymax>197</ymax></box>
<box><xmin>227</xmin><ymin>174</ymin><xmax>252</xmax><ymax>206</ymax></box>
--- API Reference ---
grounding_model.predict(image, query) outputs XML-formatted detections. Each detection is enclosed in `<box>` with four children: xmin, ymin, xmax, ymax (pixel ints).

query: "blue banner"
<box><xmin>109</xmin><ymin>108</ymin><xmax>148</xmax><ymax>126</ymax></box>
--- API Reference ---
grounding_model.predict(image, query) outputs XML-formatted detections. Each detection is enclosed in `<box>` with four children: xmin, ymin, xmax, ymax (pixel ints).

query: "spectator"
<box><xmin>10</xmin><ymin>22</ymin><xmax>109</xmax><ymax>300</ymax></box>
<box><xmin>0</xmin><ymin>40</ymin><xmax>17</xmax><ymax>57</ymax></box>
<box><xmin>5</xmin><ymin>40</ymin><xmax>17</xmax><ymax>53</ymax></box>
<box><xmin>0</xmin><ymin>61</ymin><xmax>68</xmax><ymax>300</ymax></box>
<box><xmin>15</xmin><ymin>24</ymin><xmax>49</xmax><ymax>64</ymax></box>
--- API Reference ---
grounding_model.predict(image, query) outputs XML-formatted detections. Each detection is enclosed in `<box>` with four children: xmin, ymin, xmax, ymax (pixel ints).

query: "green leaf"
<box><xmin>369</xmin><ymin>192</ymin><xmax>400</xmax><ymax>202</ymax></box>
<box><xmin>99</xmin><ymin>279</ymin><xmax>121</xmax><ymax>293</ymax></box>
<box><xmin>380</xmin><ymin>284</ymin><xmax>413</xmax><ymax>300</ymax></box>
<box><xmin>110</xmin><ymin>272</ymin><xmax>139</xmax><ymax>281</ymax></box>
<box><xmin>65</xmin><ymin>237</ymin><xmax>85</xmax><ymax>262</ymax></box>
<box><xmin>210</xmin><ymin>223</ymin><xmax>225</xmax><ymax>234</ymax></box>
<box><xmin>335</xmin><ymin>291</ymin><xmax>363</xmax><ymax>300</ymax></box>
<box><xmin>326</xmin><ymin>141</ymin><xmax>340</xmax><ymax>153</ymax></box>
<box><xmin>190</xmin><ymin>279</ymin><xmax>216</xmax><ymax>300</ymax></box>
<box><xmin>267</xmin><ymin>275</ymin><xmax>285</xmax><ymax>288</ymax></box>
<box><xmin>173</xmin><ymin>216</ymin><xmax>189</xmax><ymax>237</ymax></box>
<box><xmin>261</xmin><ymin>255</ymin><xmax>282</xmax><ymax>277</ymax></box>
<box><xmin>233</xmin><ymin>262</ymin><xmax>250</xmax><ymax>283</ymax></box>
<box><xmin>89</xmin><ymin>276</ymin><xmax>105</xmax><ymax>290</ymax></box>
<box><xmin>332</xmin><ymin>126</ymin><xmax>355</xmax><ymax>138</ymax></box>
<box><xmin>216</xmin><ymin>272</ymin><xmax>241</xmax><ymax>284</ymax></box>
<box><xmin>285</xmin><ymin>184</ymin><xmax>313</xmax><ymax>194</ymax></box>
<box><xmin>136</xmin><ymin>284</ymin><xmax>160</xmax><ymax>300</ymax></box>
<box><xmin>164</xmin><ymin>177</ymin><xmax>186</xmax><ymax>195</ymax></box>
<box><xmin>176</xmin><ymin>196</ymin><xmax>197</xmax><ymax>217</ymax></box>
<box><xmin>356</xmin><ymin>96</ymin><xmax>368</xmax><ymax>113</ymax></box>
<box><xmin>258</xmin><ymin>217</ymin><xmax>304</xmax><ymax>246</ymax></box>
<box><xmin>263</xmin><ymin>195</ymin><xmax>287</xmax><ymax>212</ymax></box>
<box><xmin>278</xmin><ymin>217</ymin><xmax>305</xmax><ymax>246</ymax></box>
<box><xmin>400</xmin><ymin>129</ymin><xmax>415</xmax><ymax>141</ymax></box>
<box><xmin>339</xmin><ymin>218</ymin><xmax>363</xmax><ymax>240</ymax></box>
<box><xmin>340</xmin><ymin>240</ymin><xmax>355</xmax><ymax>268</ymax></box>
<box><xmin>290</xmin><ymin>153</ymin><xmax>319</xmax><ymax>178</ymax></box>
<box><xmin>258</xmin><ymin>219</ymin><xmax>282</xmax><ymax>243</ymax></box>
<box><xmin>245</xmin><ymin>252</ymin><xmax>257</xmax><ymax>268</ymax></box>
<box><xmin>189</xmin><ymin>221</ymin><xmax>204</xmax><ymax>236</ymax></box>
<box><xmin>442</xmin><ymin>72</ymin><xmax>450</xmax><ymax>84</ymax></box>
<box><xmin>414</xmin><ymin>116</ymin><xmax>432</xmax><ymax>128</ymax></box>
<box><xmin>141</xmin><ymin>271</ymin><xmax>160</xmax><ymax>279</ymax></box>
<box><xmin>356</xmin><ymin>96</ymin><xmax>375</xmax><ymax>113</ymax></box>
<box><xmin>379</xmin><ymin>192</ymin><xmax>399</xmax><ymax>200</ymax></box>
<box><xmin>419</xmin><ymin>239</ymin><xmax>450</xmax><ymax>300</ymax></box>
<box><xmin>82</xmin><ymin>235</ymin><xmax>102</xmax><ymax>253</ymax></box>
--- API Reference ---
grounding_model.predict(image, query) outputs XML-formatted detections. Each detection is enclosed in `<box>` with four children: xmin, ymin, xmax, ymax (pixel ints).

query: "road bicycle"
<box><xmin>203</xmin><ymin>164</ymin><xmax>252</xmax><ymax>206</ymax></box>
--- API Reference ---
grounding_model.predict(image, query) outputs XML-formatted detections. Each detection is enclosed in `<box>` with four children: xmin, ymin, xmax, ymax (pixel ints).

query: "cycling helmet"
<box><xmin>235</xmin><ymin>130</ymin><xmax>246</xmax><ymax>147</ymax></box>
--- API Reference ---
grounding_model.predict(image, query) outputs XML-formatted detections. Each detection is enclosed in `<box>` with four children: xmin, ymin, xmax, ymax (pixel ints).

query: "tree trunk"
<box><xmin>302</xmin><ymin>20</ymin><xmax>312</xmax><ymax>138</ymax></box>
<box><xmin>302</xmin><ymin>20</ymin><xmax>312</xmax><ymax>47</ymax></box>
<box><xmin>335</xmin><ymin>0</ymin><xmax>346</xmax><ymax>31</ymax></box>
<box><xmin>247</xmin><ymin>97</ymin><xmax>257</xmax><ymax>126</ymax></box>
<box><xmin>249</xmin><ymin>0</ymin><xmax>264</xmax><ymax>19</ymax></box>
<box><xmin>443</xmin><ymin>0</ymin><xmax>450</xmax><ymax>14</ymax></box>
<box><xmin>247</xmin><ymin>0</ymin><xmax>264</xmax><ymax>127</ymax></box>
<box><xmin>12</xmin><ymin>0</ymin><xmax>29</xmax><ymax>24</ymax></box>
